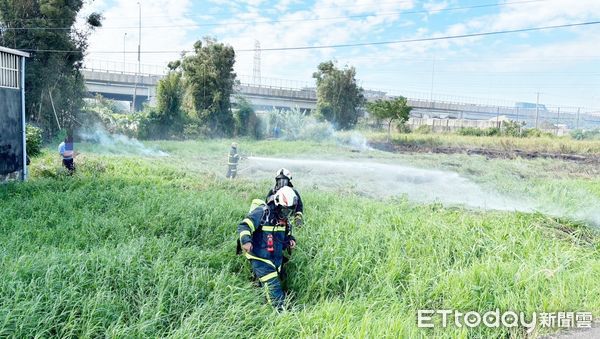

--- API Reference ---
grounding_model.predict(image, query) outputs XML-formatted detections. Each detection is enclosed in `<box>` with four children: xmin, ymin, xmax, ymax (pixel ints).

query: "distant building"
<box><xmin>515</xmin><ymin>102</ymin><xmax>547</xmax><ymax>111</ymax></box>
<box><xmin>363</xmin><ymin>89</ymin><xmax>388</xmax><ymax>100</ymax></box>
<box><xmin>0</xmin><ymin>46</ymin><xmax>29</xmax><ymax>182</ymax></box>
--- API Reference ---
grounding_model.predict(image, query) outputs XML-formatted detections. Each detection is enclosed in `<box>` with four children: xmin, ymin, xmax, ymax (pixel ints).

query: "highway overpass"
<box><xmin>82</xmin><ymin>69</ymin><xmax>317</xmax><ymax>112</ymax></box>
<box><xmin>82</xmin><ymin>68</ymin><xmax>600</xmax><ymax>129</ymax></box>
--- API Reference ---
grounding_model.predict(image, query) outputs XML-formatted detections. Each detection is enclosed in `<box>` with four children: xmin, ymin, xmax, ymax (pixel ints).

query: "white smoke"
<box><xmin>78</xmin><ymin>127</ymin><xmax>168</xmax><ymax>157</ymax></box>
<box><xmin>334</xmin><ymin>132</ymin><xmax>372</xmax><ymax>151</ymax></box>
<box><xmin>245</xmin><ymin>156</ymin><xmax>600</xmax><ymax>227</ymax></box>
<box><xmin>247</xmin><ymin>157</ymin><xmax>532</xmax><ymax>212</ymax></box>
<box><xmin>264</xmin><ymin>108</ymin><xmax>371</xmax><ymax>151</ymax></box>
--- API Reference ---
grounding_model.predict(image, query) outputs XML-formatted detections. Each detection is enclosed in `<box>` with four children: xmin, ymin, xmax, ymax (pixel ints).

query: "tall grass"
<box><xmin>1</xmin><ymin>142</ymin><xmax>599</xmax><ymax>337</ymax></box>
<box><xmin>367</xmin><ymin>131</ymin><xmax>600</xmax><ymax>155</ymax></box>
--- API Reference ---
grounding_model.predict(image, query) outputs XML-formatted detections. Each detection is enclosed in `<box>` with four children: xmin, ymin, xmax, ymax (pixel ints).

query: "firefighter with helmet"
<box><xmin>226</xmin><ymin>142</ymin><xmax>240</xmax><ymax>179</ymax></box>
<box><xmin>237</xmin><ymin>186</ymin><xmax>299</xmax><ymax>309</ymax></box>
<box><xmin>266</xmin><ymin>168</ymin><xmax>304</xmax><ymax>227</ymax></box>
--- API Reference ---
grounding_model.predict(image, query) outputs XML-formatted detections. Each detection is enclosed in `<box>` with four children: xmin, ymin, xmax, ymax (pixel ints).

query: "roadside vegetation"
<box><xmin>5</xmin><ymin>5</ymin><xmax>600</xmax><ymax>337</ymax></box>
<box><xmin>368</xmin><ymin>130</ymin><xmax>600</xmax><ymax>156</ymax></box>
<box><xmin>2</xmin><ymin>140</ymin><xmax>599</xmax><ymax>337</ymax></box>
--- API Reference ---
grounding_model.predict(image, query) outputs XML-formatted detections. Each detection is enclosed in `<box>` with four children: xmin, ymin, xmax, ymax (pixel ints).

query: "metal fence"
<box><xmin>80</xmin><ymin>59</ymin><xmax>600</xmax><ymax>130</ymax></box>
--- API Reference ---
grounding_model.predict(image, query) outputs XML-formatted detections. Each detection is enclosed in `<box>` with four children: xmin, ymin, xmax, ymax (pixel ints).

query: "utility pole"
<box><xmin>556</xmin><ymin>107</ymin><xmax>560</xmax><ymax>135</ymax></box>
<box><xmin>516</xmin><ymin>107</ymin><xmax>522</xmax><ymax>136</ymax></box>
<box><xmin>132</xmin><ymin>2</ymin><xmax>141</xmax><ymax>112</ymax></box>
<box><xmin>429</xmin><ymin>55</ymin><xmax>435</xmax><ymax>107</ymax></box>
<box><xmin>123</xmin><ymin>33</ymin><xmax>127</xmax><ymax>71</ymax></box>
<box><xmin>535</xmin><ymin>92</ymin><xmax>540</xmax><ymax>129</ymax></box>
<box><xmin>576</xmin><ymin>107</ymin><xmax>581</xmax><ymax>130</ymax></box>
<box><xmin>253</xmin><ymin>40</ymin><xmax>261</xmax><ymax>86</ymax></box>
<box><xmin>496</xmin><ymin>106</ymin><xmax>500</xmax><ymax>128</ymax></box>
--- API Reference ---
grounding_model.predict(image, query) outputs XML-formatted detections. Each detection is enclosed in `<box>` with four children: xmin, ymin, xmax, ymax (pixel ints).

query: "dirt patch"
<box><xmin>369</xmin><ymin>141</ymin><xmax>600</xmax><ymax>164</ymax></box>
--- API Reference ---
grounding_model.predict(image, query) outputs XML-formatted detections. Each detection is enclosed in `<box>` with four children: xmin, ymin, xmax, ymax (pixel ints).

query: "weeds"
<box><xmin>1</xmin><ymin>140</ymin><xmax>599</xmax><ymax>338</ymax></box>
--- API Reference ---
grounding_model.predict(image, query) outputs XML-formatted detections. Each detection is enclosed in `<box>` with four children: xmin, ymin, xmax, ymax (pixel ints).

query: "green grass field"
<box><xmin>1</xmin><ymin>139</ymin><xmax>599</xmax><ymax>338</ymax></box>
<box><xmin>366</xmin><ymin>131</ymin><xmax>600</xmax><ymax>155</ymax></box>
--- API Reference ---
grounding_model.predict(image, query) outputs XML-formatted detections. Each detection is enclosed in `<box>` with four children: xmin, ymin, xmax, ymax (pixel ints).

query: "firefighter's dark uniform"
<box><xmin>226</xmin><ymin>146</ymin><xmax>239</xmax><ymax>179</ymax></box>
<box><xmin>237</xmin><ymin>202</ymin><xmax>295</xmax><ymax>308</ymax></box>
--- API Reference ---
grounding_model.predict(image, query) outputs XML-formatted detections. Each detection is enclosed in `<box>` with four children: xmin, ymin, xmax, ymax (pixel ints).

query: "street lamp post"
<box><xmin>131</xmin><ymin>2</ymin><xmax>141</xmax><ymax>112</ymax></box>
<box><xmin>123</xmin><ymin>33</ymin><xmax>127</xmax><ymax>71</ymax></box>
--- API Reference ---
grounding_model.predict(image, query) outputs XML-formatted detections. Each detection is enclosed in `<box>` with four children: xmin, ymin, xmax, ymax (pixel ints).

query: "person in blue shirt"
<box><xmin>58</xmin><ymin>135</ymin><xmax>75</xmax><ymax>174</ymax></box>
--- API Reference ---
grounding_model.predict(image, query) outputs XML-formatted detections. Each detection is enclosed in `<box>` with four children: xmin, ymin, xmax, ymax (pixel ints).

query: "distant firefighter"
<box><xmin>226</xmin><ymin>142</ymin><xmax>240</xmax><ymax>179</ymax></box>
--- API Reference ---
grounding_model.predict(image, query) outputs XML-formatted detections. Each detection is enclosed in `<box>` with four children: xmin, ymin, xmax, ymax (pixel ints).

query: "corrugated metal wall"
<box><xmin>0</xmin><ymin>50</ymin><xmax>24</xmax><ymax>178</ymax></box>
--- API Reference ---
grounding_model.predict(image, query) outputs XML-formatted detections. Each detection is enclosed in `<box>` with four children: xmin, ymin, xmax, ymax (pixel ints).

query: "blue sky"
<box><xmin>82</xmin><ymin>0</ymin><xmax>600</xmax><ymax>111</ymax></box>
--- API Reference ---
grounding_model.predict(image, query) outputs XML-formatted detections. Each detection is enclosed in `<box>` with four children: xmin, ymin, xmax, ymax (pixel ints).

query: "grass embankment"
<box><xmin>1</xmin><ymin>141</ymin><xmax>599</xmax><ymax>338</ymax></box>
<box><xmin>366</xmin><ymin>131</ymin><xmax>600</xmax><ymax>155</ymax></box>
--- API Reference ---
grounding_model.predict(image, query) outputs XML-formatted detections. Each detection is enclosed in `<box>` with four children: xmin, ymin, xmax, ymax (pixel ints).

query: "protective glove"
<box><xmin>294</xmin><ymin>213</ymin><xmax>303</xmax><ymax>228</ymax></box>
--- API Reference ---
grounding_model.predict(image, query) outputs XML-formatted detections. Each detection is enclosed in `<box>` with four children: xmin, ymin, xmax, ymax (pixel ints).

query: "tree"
<box><xmin>312</xmin><ymin>61</ymin><xmax>365</xmax><ymax>130</ymax></box>
<box><xmin>0</xmin><ymin>0</ymin><xmax>102</xmax><ymax>138</ymax></box>
<box><xmin>181</xmin><ymin>38</ymin><xmax>237</xmax><ymax>137</ymax></box>
<box><xmin>154</xmin><ymin>62</ymin><xmax>186</xmax><ymax>134</ymax></box>
<box><xmin>366</xmin><ymin>97</ymin><xmax>412</xmax><ymax>141</ymax></box>
<box><xmin>233</xmin><ymin>96</ymin><xmax>260</xmax><ymax>138</ymax></box>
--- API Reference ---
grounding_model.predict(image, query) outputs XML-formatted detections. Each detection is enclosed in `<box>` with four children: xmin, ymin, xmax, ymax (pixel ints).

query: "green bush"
<box><xmin>571</xmin><ymin>130</ymin><xmax>585</xmax><ymax>140</ymax></box>
<box><xmin>267</xmin><ymin>108</ymin><xmax>333</xmax><ymax>141</ymax></box>
<box><xmin>233</xmin><ymin>97</ymin><xmax>262</xmax><ymax>139</ymax></box>
<box><xmin>396</xmin><ymin>122</ymin><xmax>411</xmax><ymax>134</ymax></box>
<box><xmin>456</xmin><ymin>121</ymin><xmax>548</xmax><ymax>138</ymax></box>
<box><xmin>457</xmin><ymin>127</ymin><xmax>498</xmax><ymax>136</ymax></box>
<box><xmin>25</xmin><ymin>125</ymin><xmax>43</xmax><ymax>157</ymax></box>
<box><xmin>501</xmin><ymin>120</ymin><xmax>524</xmax><ymax>137</ymax></box>
<box><xmin>414</xmin><ymin>125</ymin><xmax>432</xmax><ymax>134</ymax></box>
<box><xmin>82</xmin><ymin>96</ymin><xmax>141</xmax><ymax>138</ymax></box>
<box><xmin>523</xmin><ymin>128</ymin><xmax>553</xmax><ymax>138</ymax></box>
<box><xmin>570</xmin><ymin>128</ymin><xmax>600</xmax><ymax>140</ymax></box>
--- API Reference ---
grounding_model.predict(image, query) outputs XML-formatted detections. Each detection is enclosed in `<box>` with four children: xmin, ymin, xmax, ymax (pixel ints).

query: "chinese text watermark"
<box><xmin>417</xmin><ymin>309</ymin><xmax>593</xmax><ymax>333</ymax></box>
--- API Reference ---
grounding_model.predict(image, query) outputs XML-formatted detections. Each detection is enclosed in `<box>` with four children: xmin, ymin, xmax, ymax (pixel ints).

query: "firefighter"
<box><xmin>237</xmin><ymin>186</ymin><xmax>298</xmax><ymax>309</ymax></box>
<box><xmin>266</xmin><ymin>168</ymin><xmax>304</xmax><ymax>227</ymax></box>
<box><xmin>226</xmin><ymin>142</ymin><xmax>240</xmax><ymax>179</ymax></box>
<box><xmin>58</xmin><ymin>135</ymin><xmax>75</xmax><ymax>174</ymax></box>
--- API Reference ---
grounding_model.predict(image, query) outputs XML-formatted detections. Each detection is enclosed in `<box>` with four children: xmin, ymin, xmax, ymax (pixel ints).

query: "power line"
<box><xmin>83</xmin><ymin>54</ymin><xmax>600</xmax><ymax>71</ymax></box>
<box><xmin>20</xmin><ymin>20</ymin><xmax>600</xmax><ymax>55</ymax></box>
<box><xmin>6</xmin><ymin>0</ymin><xmax>416</xmax><ymax>22</ymax></box>
<box><xmin>240</xmin><ymin>21</ymin><xmax>600</xmax><ymax>52</ymax></box>
<box><xmin>2</xmin><ymin>0</ymin><xmax>548</xmax><ymax>30</ymax></box>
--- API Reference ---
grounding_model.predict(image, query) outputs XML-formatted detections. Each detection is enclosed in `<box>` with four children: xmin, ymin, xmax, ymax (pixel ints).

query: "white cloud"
<box><xmin>80</xmin><ymin>0</ymin><xmax>600</xmax><ymax>108</ymax></box>
<box><xmin>423</xmin><ymin>1</ymin><xmax>449</xmax><ymax>13</ymax></box>
<box><xmin>274</xmin><ymin>0</ymin><xmax>302</xmax><ymax>13</ymax></box>
<box><xmin>84</xmin><ymin>0</ymin><xmax>196</xmax><ymax>70</ymax></box>
<box><xmin>209</xmin><ymin>0</ymin><xmax>417</xmax><ymax>80</ymax></box>
<box><xmin>489</xmin><ymin>0</ymin><xmax>600</xmax><ymax>30</ymax></box>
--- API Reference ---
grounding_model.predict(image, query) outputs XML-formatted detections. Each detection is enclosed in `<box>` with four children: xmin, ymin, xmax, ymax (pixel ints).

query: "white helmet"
<box><xmin>275</xmin><ymin>168</ymin><xmax>292</xmax><ymax>180</ymax></box>
<box><xmin>273</xmin><ymin>186</ymin><xmax>298</xmax><ymax>218</ymax></box>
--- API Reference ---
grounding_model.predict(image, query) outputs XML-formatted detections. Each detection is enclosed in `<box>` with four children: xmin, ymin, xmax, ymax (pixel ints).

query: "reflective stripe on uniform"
<box><xmin>239</xmin><ymin>230</ymin><xmax>251</xmax><ymax>241</ymax></box>
<box><xmin>261</xmin><ymin>225</ymin><xmax>286</xmax><ymax>232</ymax></box>
<box><xmin>259</xmin><ymin>271</ymin><xmax>278</xmax><ymax>282</ymax></box>
<box><xmin>251</xmin><ymin>198</ymin><xmax>265</xmax><ymax>206</ymax></box>
<box><xmin>243</xmin><ymin>218</ymin><xmax>255</xmax><ymax>232</ymax></box>
<box><xmin>244</xmin><ymin>252</ymin><xmax>278</xmax><ymax>271</ymax></box>
<box><xmin>264</xmin><ymin>283</ymin><xmax>272</xmax><ymax>304</ymax></box>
